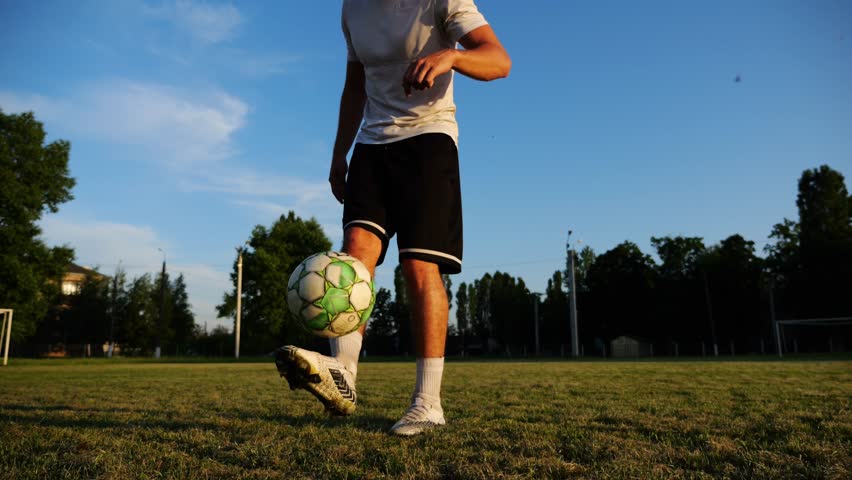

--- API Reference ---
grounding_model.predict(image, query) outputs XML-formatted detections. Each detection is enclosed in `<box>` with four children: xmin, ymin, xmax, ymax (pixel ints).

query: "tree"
<box><xmin>455</xmin><ymin>282</ymin><xmax>469</xmax><ymax>334</ymax></box>
<box><xmin>169</xmin><ymin>274</ymin><xmax>195</xmax><ymax>354</ymax></box>
<box><xmin>489</xmin><ymin>271</ymin><xmax>530</xmax><ymax>353</ymax></box>
<box><xmin>151</xmin><ymin>268</ymin><xmax>172</xmax><ymax>353</ymax></box>
<box><xmin>795</xmin><ymin>165</ymin><xmax>852</xmax><ymax>318</ymax></box>
<box><xmin>470</xmin><ymin>274</ymin><xmax>492</xmax><ymax>348</ymax></box>
<box><xmin>217</xmin><ymin>211</ymin><xmax>332</xmax><ymax>354</ymax></box>
<box><xmin>584</xmin><ymin>241</ymin><xmax>657</xmax><ymax>343</ymax></box>
<box><xmin>106</xmin><ymin>265</ymin><xmax>128</xmax><ymax>355</ymax></box>
<box><xmin>541</xmin><ymin>270</ymin><xmax>569</xmax><ymax>353</ymax></box>
<box><xmin>699</xmin><ymin>235</ymin><xmax>765</xmax><ymax>351</ymax></box>
<box><xmin>121</xmin><ymin>274</ymin><xmax>157</xmax><ymax>352</ymax></box>
<box><xmin>0</xmin><ymin>110</ymin><xmax>75</xmax><ymax>341</ymax></box>
<box><xmin>798</xmin><ymin>165</ymin><xmax>851</xmax><ymax>245</ymax></box>
<box><xmin>764</xmin><ymin>218</ymin><xmax>800</xmax><ymax>288</ymax></box>
<box><xmin>460</xmin><ymin>271</ymin><xmax>530</xmax><ymax>354</ymax></box>
<box><xmin>455</xmin><ymin>282</ymin><xmax>469</xmax><ymax>354</ymax></box>
<box><xmin>63</xmin><ymin>271</ymin><xmax>109</xmax><ymax>348</ymax></box>
<box><xmin>366</xmin><ymin>287</ymin><xmax>394</xmax><ymax>337</ymax></box>
<box><xmin>565</xmin><ymin>245</ymin><xmax>596</xmax><ymax>294</ymax></box>
<box><xmin>442</xmin><ymin>274</ymin><xmax>452</xmax><ymax>310</ymax></box>
<box><xmin>365</xmin><ymin>287</ymin><xmax>395</xmax><ymax>354</ymax></box>
<box><xmin>391</xmin><ymin>264</ymin><xmax>412</xmax><ymax>355</ymax></box>
<box><xmin>651</xmin><ymin>236</ymin><xmax>706</xmax><ymax>348</ymax></box>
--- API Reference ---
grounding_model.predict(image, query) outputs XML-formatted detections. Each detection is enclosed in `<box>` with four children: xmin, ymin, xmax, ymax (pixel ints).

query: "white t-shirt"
<box><xmin>342</xmin><ymin>0</ymin><xmax>488</xmax><ymax>145</ymax></box>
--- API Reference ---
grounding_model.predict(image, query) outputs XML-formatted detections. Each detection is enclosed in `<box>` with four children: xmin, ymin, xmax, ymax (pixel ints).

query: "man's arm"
<box><xmin>330</xmin><ymin>61</ymin><xmax>367</xmax><ymax>204</ymax></box>
<box><xmin>403</xmin><ymin>25</ymin><xmax>511</xmax><ymax>95</ymax></box>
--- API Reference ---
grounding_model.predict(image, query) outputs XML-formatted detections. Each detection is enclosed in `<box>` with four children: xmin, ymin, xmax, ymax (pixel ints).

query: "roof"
<box><xmin>67</xmin><ymin>263</ymin><xmax>98</xmax><ymax>275</ymax></box>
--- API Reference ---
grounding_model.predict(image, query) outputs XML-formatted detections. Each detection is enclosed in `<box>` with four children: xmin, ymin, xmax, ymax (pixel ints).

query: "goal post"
<box><xmin>0</xmin><ymin>309</ymin><xmax>12</xmax><ymax>366</ymax></box>
<box><xmin>775</xmin><ymin>316</ymin><xmax>852</xmax><ymax>358</ymax></box>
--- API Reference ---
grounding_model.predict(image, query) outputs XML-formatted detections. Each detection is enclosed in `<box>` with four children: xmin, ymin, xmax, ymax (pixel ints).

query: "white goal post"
<box><xmin>774</xmin><ymin>316</ymin><xmax>852</xmax><ymax>358</ymax></box>
<box><xmin>0</xmin><ymin>309</ymin><xmax>12</xmax><ymax>366</ymax></box>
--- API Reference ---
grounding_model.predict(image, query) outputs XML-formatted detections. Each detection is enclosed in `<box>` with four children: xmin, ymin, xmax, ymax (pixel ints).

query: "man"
<box><xmin>276</xmin><ymin>0</ymin><xmax>510</xmax><ymax>436</ymax></box>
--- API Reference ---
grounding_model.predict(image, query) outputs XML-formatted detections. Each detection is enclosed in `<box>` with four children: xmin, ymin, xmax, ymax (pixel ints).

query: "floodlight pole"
<box><xmin>567</xmin><ymin>231</ymin><xmax>579</xmax><ymax>358</ymax></box>
<box><xmin>1</xmin><ymin>309</ymin><xmax>13</xmax><ymax>366</ymax></box>
<box><xmin>532</xmin><ymin>293</ymin><xmax>542</xmax><ymax>356</ymax></box>
<box><xmin>235</xmin><ymin>248</ymin><xmax>243</xmax><ymax>359</ymax></box>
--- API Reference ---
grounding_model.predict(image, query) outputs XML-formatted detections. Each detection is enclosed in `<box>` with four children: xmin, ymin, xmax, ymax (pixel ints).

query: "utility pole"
<box><xmin>567</xmin><ymin>231</ymin><xmax>580</xmax><ymax>358</ymax></box>
<box><xmin>235</xmin><ymin>248</ymin><xmax>243</xmax><ymax>359</ymax></box>
<box><xmin>156</xmin><ymin>249</ymin><xmax>166</xmax><ymax>359</ymax></box>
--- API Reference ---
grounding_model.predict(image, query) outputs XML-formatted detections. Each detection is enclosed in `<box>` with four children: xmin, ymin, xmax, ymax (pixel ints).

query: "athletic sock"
<box><xmin>413</xmin><ymin>357</ymin><xmax>444</xmax><ymax>409</ymax></box>
<box><xmin>329</xmin><ymin>331</ymin><xmax>362</xmax><ymax>379</ymax></box>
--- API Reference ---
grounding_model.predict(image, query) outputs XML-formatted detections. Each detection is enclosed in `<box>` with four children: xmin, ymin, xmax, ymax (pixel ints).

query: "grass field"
<box><xmin>1</xmin><ymin>358</ymin><xmax>850</xmax><ymax>479</ymax></box>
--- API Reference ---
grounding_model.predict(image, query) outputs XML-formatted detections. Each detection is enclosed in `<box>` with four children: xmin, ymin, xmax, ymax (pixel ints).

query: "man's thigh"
<box><xmin>388</xmin><ymin>133</ymin><xmax>463</xmax><ymax>275</ymax></box>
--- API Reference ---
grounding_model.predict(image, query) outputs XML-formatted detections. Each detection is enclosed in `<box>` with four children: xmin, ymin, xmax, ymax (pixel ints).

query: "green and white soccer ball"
<box><xmin>287</xmin><ymin>251</ymin><xmax>375</xmax><ymax>338</ymax></box>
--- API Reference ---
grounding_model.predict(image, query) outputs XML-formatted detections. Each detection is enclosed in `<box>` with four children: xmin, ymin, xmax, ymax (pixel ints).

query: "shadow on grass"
<box><xmin>228</xmin><ymin>407</ymin><xmax>395</xmax><ymax>433</ymax></box>
<box><xmin>2</xmin><ymin>412</ymin><xmax>223</xmax><ymax>432</ymax></box>
<box><xmin>1</xmin><ymin>403</ymin><xmax>140</xmax><ymax>414</ymax></box>
<box><xmin>1</xmin><ymin>403</ymin><xmax>396</xmax><ymax>435</ymax></box>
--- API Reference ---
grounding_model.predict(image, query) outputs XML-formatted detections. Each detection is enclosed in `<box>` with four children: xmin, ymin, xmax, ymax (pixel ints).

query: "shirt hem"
<box><xmin>355</xmin><ymin>125</ymin><xmax>459</xmax><ymax>147</ymax></box>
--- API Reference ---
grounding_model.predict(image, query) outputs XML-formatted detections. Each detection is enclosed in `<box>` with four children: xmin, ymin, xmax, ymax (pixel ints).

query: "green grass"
<box><xmin>1</xmin><ymin>359</ymin><xmax>850</xmax><ymax>479</ymax></box>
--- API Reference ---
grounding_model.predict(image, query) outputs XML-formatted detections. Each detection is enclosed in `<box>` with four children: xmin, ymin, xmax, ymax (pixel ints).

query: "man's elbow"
<box><xmin>498</xmin><ymin>55</ymin><xmax>512</xmax><ymax>79</ymax></box>
<box><xmin>492</xmin><ymin>53</ymin><xmax>511</xmax><ymax>80</ymax></box>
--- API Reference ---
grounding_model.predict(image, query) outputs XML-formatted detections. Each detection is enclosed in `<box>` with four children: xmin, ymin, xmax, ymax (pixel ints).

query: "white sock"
<box><xmin>329</xmin><ymin>331</ymin><xmax>362</xmax><ymax>379</ymax></box>
<box><xmin>413</xmin><ymin>357</ymin><xmax>444</xmax><ymax>409</ymax></box>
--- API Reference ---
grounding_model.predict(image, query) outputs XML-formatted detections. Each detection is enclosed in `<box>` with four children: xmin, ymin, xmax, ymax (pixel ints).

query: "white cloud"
<box><xmin>183</xmin><ymin>169</ymin><xmax>327</xmax><ymax>200</ymax></box>
<box><xmin>145</xmin><ymin>0</ymin><xmax>243</xmax><ymax>45</ymax></box>
<box><xmin>40</xmin><ymin>216</ymin><xmax>167</xmax><ymax>272</ymax></box>
<box><xmin>185</xmin><ymin>169</ymin><xmax>343</xmax><ymax>240</ymax></box>
<box><xmin>0</xmin><ymin>81</ymin><xmax>248</xmax><ymax>166</ymax></box>
<box><xmin>39</xmin><ymin>215</ymin><xmax>231</xmax><ymax>330</ymax></box>
<box><xmin>230</xmin><ymin>52</ymin><xmax>302</xmax><ymax>78</ymax></box>
<box><xmin>231</xmin><ymin>200</ymin><xmax>295</xmax><ymax>219</ymax></box>
<box><xmin>0</xmin><ymin>92</ymin><xmax>67</xmax><ymax>124</ymax></box>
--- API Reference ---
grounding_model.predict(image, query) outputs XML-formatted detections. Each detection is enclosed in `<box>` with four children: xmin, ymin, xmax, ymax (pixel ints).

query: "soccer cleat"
<box><xmin>274</xmin><ymin>345</ymin><xmax>357</xmax><ymax>416</ymax></box>
<box><xmin>389</xmin><ymin>396</ymin><xmax>446</xmax><ymax>436</ymax></box>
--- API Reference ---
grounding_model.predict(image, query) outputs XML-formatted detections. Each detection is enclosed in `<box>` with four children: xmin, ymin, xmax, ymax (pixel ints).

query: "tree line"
<box><xmin>359</xmin><ymin>165</ymin><xmax>852</xmax><ymax>356</ymax></box>
<box><xmin>32</xmin><ymin>268</ymin><xmax>202</xmax><ymax>356</ymax></box>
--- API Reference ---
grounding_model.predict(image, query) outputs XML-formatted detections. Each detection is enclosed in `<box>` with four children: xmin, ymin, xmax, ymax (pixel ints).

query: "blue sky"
<box><xmin>2</xmin><ymin>0</ymin><xmax>850</xmax><ymax>330</ymax></box>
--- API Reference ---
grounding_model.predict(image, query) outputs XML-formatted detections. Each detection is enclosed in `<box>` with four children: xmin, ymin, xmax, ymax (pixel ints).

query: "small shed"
<box><xmin>610</xmin><ymin>336</ymin><xmax>653</xmax><ymax>357</ymax></box>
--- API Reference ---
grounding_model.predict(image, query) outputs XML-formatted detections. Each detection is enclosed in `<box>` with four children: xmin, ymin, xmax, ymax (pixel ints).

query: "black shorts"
<box><xmin>342</xmin><ymin>133</ymin><xmax>463</xmax><ymax>274</ymax></box>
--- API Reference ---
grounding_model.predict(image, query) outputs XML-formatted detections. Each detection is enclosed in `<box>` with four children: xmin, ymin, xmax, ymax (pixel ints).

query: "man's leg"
<box><xmin>389</xmin><ymin>258</ymin><xmax>448</xmax><ymax>436</ymax></box>
<box><xmin>403</xmin><ymin>259</ymin><xmax>448</xmax><ymax>358</ymax></box>
<box><xmin>329</xmin><ymin>226</ymin><xmax>382</xmax><ymax>378</ymax></box>
<box><xmin>275</xmin><ymin>226</ymin><xmax>383</xmax><ymax>416</ymax></box>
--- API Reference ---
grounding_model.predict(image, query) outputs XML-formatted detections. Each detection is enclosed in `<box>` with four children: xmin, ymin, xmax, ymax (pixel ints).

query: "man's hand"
<box><xmin>402</xmin><ymin>49</ymin><xmax>459</xmax><ymax>96</ymax></box>
<box><xmin>329</xmin><ymin>154</ymin><xmax>348</xmax><ymax>204</ymax></box>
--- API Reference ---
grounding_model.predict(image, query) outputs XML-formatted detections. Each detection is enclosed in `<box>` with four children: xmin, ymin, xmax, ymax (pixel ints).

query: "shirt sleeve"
<box><xmin>438</xmin><ymin>0</ymin><xmax>489</xmax><ymax>44</ymax></box>
<box><xmin>341</xmin><ymin>3</ymin><xmax>359</xmax><ymax>62</ymax></box>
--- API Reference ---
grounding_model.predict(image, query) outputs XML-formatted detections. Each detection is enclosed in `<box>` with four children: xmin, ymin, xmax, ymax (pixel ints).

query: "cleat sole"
<box><xmin>274</xmin><ymin>346</ymin><xmax>356</xmax><ymax>416</ymax></box>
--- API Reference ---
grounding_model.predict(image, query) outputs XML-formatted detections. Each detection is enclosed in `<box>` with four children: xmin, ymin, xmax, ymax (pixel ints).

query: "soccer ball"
<box><xmin>287</xmin><ymin>251</ymin><xmax>375</xmax><ymax>338</ymax></box>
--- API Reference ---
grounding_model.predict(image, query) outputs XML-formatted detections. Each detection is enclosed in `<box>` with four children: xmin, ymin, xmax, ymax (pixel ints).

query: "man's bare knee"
<box><xmin>343</xmin><ymin>226</ymin><xmax>382</xmax><ymax>275</ymax></box>
<box><xmin>401</xmin><ymin>259</ymin><xmax>442</xmax><ymax>292</ymax></box>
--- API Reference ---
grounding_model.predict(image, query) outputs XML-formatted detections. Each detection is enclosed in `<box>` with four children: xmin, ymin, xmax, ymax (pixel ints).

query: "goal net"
<box><xmin>774</xmin><ymin>316</ymin><xmax>852</xmax><ymax>357</ymax></box>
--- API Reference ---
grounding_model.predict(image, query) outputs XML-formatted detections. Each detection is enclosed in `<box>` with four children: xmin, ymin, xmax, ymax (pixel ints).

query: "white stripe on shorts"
<box><xmin>399</xmin><ymin>248</ymin><xmax>462</xmax><ymax>266</ymax></box>
<box><xmin>344</xmin><ymin>220</ymin><xmax>387</xmax><ymax>237</ymax></box>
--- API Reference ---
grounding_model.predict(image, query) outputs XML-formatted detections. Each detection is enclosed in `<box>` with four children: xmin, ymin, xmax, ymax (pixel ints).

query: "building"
<box><xmin>61</xmin><ymin>263</ymin><xmax>102</xmax><ymax>296</ymax></box>
<box><xmin>610</xmin><ymin>335</ymin><xmax>654</xmax><ymax>358</ymax></box>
